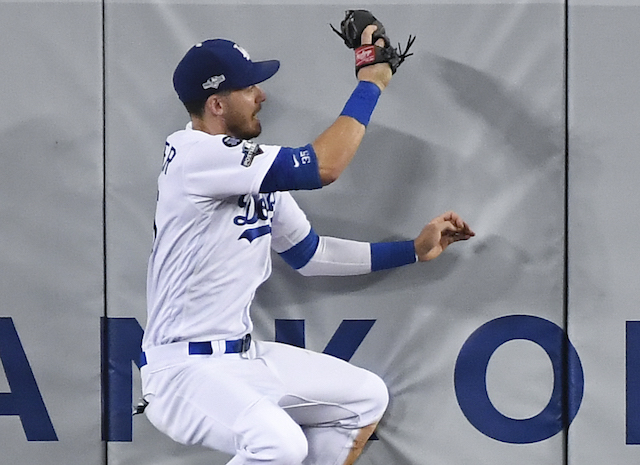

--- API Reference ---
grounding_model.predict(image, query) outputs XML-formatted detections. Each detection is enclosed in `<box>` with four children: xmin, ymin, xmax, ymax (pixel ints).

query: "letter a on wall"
<box><xmin>0</xmin><ymin>317</ymin><xmax>57</xmax><ymax>441</ymax></box>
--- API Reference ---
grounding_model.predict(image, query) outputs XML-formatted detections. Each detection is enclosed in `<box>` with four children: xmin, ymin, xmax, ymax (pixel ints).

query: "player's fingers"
<box><xmin>451</xmin><ymin>231</ymin><xmax>474</xmax><ymax>241</ymax></box>
<box><xmin>446</xmin><ymin>211</ymin><xmax>465</xmax><ymax>229</ymax></box>
<box><xmin>453</xmin><ymin>219</ymin><xmax>474</xmax><ymax>236</ymax></box>
<box><xmin>361</xmin><ymin>24</ymin><xmax>377</xmax><ymax>46</ymax></box>
<box><xmin>435</xmin><ymin>211</ymin><xmax>475</xmax><ymax>236</ymax></box>
<box><xmin>431</xmin><ymin>210</ymin><xmax>456</xmax><ymax>225</ymax></box>
<box><xmin>437</xmin><ymin>220</ymin><xmax>457</xmax><ymax>235</ymax></box>
<box><xmin>441</xmin><ymin>222</ymin><xmax>474</xmax><ymax>242</ymax></box>
<box><xmin>435</xmin><ymin>218</ymin><xmax>463</xmax><ymax>233</ymax></box>
<box><xmin>462</xmin><ymin>222</ymin><xmax>475</xmax><ymax>236</ymax></box>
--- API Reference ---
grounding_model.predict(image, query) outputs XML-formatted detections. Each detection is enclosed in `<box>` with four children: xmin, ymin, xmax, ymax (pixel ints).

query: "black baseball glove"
<box><xmin>331</xmin><ymin>9</ymin><xmax>415</xmax><ymax>74</ymax></box>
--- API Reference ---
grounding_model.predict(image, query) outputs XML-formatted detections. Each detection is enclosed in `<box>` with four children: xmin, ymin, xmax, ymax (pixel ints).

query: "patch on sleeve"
<box><xmin>223</xmin><ymin>136</ymin><xmax>242</xmax><ymax>147</ymax></box>
<box><xmin>241</xmin><ymin>141</ymin><xmax>264</xmax><ymax>167</ymax></box>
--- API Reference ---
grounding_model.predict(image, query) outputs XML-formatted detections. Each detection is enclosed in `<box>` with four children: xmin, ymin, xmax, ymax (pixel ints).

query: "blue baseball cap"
<box><xmin>173</xmin><ymin>39</ymin><xmax>280</xmax><ymax>103</ymax></box>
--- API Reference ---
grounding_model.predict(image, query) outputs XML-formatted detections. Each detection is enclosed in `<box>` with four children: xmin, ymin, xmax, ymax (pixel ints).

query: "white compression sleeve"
<box><xmin>297</xmin><ymin>236</ymin><xmax>371</xmax><ymax>276</ymax></box>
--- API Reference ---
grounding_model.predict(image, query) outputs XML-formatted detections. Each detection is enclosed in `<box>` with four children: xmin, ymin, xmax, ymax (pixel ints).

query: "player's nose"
<box><xmin>254</xmin><ymin>85</ymin><xmax>266</xmax><ymax>103</ymax></box>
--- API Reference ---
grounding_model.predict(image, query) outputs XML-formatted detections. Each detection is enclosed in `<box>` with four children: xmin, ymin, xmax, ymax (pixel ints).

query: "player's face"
<box><xmin>221</xmin><ymin>85</ymin><xmax>266</xmax><ymax>140</ymax></box>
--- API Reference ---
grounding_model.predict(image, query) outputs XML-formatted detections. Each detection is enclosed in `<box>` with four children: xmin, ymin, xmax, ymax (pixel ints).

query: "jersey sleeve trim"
<box><xmin>278</xmin><ymin>228</ymin><xmax>320</xmax><ymax>270</ymax></box>
<box><xmin>259</xmin><ymin>144</ymin><xmax>322</xmax><ymax>192</ymax></box>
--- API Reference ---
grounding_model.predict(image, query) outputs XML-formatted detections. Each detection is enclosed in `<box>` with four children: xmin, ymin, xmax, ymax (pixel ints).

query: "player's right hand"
<box><xmin>356</xmin><ymin>25</ymin><xmax>393</xmax><ymax>91</ymax></box>
<box><xmin>414</xmin><ymin>211</ymin><xmax>475</xmax><ymax>261</ymax></box>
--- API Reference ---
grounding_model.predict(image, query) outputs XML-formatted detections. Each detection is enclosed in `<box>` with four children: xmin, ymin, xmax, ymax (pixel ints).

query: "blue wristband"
<box><xmin>278</xmin><ymin>229</ymin><xmax>320</xmax><ymax>270</ymax></box>
<box><xmin>340</xmin><ymin>81</ymin><xmax>381</xmax><ymax>126</ymax></box>
<box><xmin>370</xmin><ymin>240</ymin><xmax>417</xmax><ymax>272</ymax></box>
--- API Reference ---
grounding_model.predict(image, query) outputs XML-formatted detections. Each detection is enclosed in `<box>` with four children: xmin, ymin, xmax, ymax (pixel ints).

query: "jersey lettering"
<box><xmin>233</xmin><ymin>194</ymin><xmax>275</xmax><ymax>226</ymax></box>
<box><xmin>234</xmin><ymin>194</ymin><xmax>276</xmax><ymax>242</ymax></box>
<box><xmin>299</xmin><ymin>149</ymin><xmax>312</xmax><ymax>165</ymax></box>
<box><xmin>162</xmin><ymin>142</ymin><xmax>177</xmax><ymax>174</ymax></box>
<box><xmin>239</xmin><ymin>225</ymin><xmax>272</xmax><ymax>242</ymax></box>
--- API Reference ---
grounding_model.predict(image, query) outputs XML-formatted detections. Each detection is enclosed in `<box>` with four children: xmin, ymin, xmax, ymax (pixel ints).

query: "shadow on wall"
<box><xmin>258</xmin><ymin>50</ymin><xmax>566</xmax><ymax>307</ymax></box>
<box><xmin>432</xmin><ymin>54</ymin><xmax>564</xmax><ymax>168</ymax></box>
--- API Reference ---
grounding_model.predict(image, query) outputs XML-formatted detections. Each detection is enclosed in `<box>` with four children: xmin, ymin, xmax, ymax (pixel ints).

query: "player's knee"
<box><xmin>362</xmin><ymin>371</ymin><xmax>389</xmax><ymax>421</ymax></box>
<box><xmin>234</xmin><ymin>398</ymin><xmax>308</xmax><ymax>464</ymax></box>
<box><xmin>272</xmin><ymin>433</ymin><xmax>308</xmax><ymax>465</ymax></box>
<box><xmin>252</xmin><ymin>423</ymin><xmax>308</xmax><ymax>465</ymax></box>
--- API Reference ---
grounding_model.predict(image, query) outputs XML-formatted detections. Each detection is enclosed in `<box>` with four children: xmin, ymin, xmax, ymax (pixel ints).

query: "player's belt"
<box><xmin>189</xmin><ymin>334</ymin><xmax>252</xmax><ymax>355</ymax></box>
<box><xmin>139</xmin><ymin>334</ymin><xmax>252</xmax><ymax>367</ymax></box>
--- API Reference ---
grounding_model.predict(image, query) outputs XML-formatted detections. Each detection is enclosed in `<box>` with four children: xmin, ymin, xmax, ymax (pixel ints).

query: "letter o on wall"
<box><xmin>454</xmin><ymin>315</ymin><xmax>584</xmax><ymax>444</ymax></box>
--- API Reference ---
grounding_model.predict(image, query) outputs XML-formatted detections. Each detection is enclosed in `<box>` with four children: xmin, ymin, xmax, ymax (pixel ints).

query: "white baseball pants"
<box><xmin>141</xmin><ymin>339</ymin><xmax>389</xmax><ymax>465</ymax></box>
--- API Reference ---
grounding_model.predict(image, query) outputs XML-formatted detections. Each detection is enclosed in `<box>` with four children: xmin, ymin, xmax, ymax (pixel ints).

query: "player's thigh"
<box><xmin>256</xmin><ymin>341</ymin><xmax>389</xmax><ymax>427</ymax></box>
<box><xmin>143</xmin><ymin>358</ymin><xmax>301</xmax><ymax>454</ymax></box>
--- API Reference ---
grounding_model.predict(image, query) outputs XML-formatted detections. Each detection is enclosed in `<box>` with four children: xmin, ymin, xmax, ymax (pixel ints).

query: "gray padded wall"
<box><xmin>0</xmin><ymin>1</ymin><xmax>104</xmax><ymax>464</ymax></box>
<box><xmin>2</xmin><ymin>0</ymin><xmax>640</xmax><ymax>464</ymax></box>
<box><xmin>105</xmin><ymin>2</ymin><xmax>566</xmax><ymax>464</ymax></box>
<box><xmin>568</xmin><ymin>1</ymin><xmax>640</xmax><ymax>463</ymax></box>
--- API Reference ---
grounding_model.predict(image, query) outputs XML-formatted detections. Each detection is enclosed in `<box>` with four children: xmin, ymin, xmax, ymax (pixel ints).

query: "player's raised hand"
<box><xmin>331</xmin><ymin>10</ymin><xmax>414</xmax><ymax>91</ymax></box>
<box><xmin>356</xmin><ymin>25</ymin><xmax>393</xmax><ymax>90</ymax></box>
<box><xmin>414</xmin><ymin>211</ymin><xmax>475</xmax><ymax>262</ymax></box>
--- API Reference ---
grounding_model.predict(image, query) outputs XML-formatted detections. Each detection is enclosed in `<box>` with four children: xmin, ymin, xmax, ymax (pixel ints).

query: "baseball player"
<box><xmin>140</xmin><ymin>11</ymin><xmax>474</xmax><ymax>465</ymax></box>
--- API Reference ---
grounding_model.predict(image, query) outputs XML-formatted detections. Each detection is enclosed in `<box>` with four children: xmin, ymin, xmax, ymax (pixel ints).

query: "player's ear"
<box><xmin>206</xmin><ymin>94</ymin><xmax>226</xmax><ymax>116</ymax></box>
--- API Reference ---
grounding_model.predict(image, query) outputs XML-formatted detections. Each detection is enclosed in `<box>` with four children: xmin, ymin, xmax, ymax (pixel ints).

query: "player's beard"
<box><xmin>225</xmin><ymin>105</ymin><xmax>262</xmax><ymax>140</ymax></box>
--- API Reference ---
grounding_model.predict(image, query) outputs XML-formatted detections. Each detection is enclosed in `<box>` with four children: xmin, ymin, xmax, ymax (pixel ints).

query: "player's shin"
<box><xmin>341</xmin><ymin>422</ymin><xmax>378</xmax><ymax>465</ymax></box>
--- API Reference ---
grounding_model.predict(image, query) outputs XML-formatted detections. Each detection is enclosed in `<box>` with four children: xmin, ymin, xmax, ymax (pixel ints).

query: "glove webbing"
<box><xmin>354</xmin><ymin>35</ymin><xmax>416</xmax><ymax>75</ymax></box>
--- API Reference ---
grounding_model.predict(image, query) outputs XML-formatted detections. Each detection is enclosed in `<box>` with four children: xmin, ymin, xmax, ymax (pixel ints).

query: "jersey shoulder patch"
<box><xmin>222</xmin><ymin>136</ymin><xmax>242</xmax><ymax>147</ymax></box>
<box><xmin>241</xmin><ymin>141</ymin><xmax>264</xmax><ymax>167</ymax></box>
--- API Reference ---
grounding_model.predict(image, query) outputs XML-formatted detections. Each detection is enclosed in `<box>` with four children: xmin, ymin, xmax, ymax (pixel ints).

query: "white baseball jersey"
<box><xmin>143</xmin><ymin>123</ymin><xmax>312</xmax><ymax>350</ymax></box>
